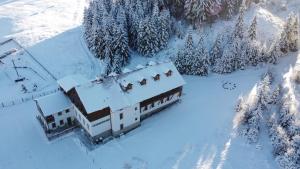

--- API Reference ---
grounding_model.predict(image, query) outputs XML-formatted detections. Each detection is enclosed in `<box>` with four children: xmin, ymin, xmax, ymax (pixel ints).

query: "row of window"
<box><xmin>51</xmin><ymin>117</ymin><xmax>72</xmax><ymax>128</ymax></box>
<box><xmin>57</xmin><ymin>109</ymin><xmax>70</xmax><ymax>116</ymax></box>
<box><xmin>123</xmin><ymin>70</ymin><xmax>173</xmax><ymax>91</ymax></box>
<box><xmin>142</xmin><ymin>94</ymin><xmax>174</xmax><ymax>112</ymax></box>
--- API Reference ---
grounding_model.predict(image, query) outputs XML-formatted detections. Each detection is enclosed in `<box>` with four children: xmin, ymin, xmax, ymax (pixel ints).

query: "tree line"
<box><xmin>174</xmin><ymin>8</ymin><xmax>299</xmax><ymax>76</ymax></box>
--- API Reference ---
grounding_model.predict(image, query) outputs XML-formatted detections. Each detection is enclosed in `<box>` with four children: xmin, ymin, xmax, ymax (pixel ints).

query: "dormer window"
<box><xmin>125</xmin><ymin>83</ymin><xmax>133</xmax><ymax>91</ymax></box>
<box><xmin>121</xmin><ymin>81</ymin><xmax>133</xmax><ymax>91</ymax></box>
<box><xmin>165</xmin><ymin>70</ymin><xmax>172</xmax><ymax>77</ymax></box>
<box><xmin>153</xmin><ymin>74</ymin><xmax>160</xmax><ymax>81</ymax></box>
<box><xmin>139</xmin><ymin>78</ymin><xmax>147</xmax><ymax>85</ymax></box>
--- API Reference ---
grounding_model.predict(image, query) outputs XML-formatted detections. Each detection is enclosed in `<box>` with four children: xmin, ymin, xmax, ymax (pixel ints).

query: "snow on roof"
<box><xmin>108</xmin><ymin>72</ymin><xmax>118</xmax><ymax>77</ymax></box>
<box><xmin>51</xmin><ymin>61</ymin><xmax>185</xmax><ymax>114</ymax></box>
<box><xmin>136</xmin><ymin>64</ymin><xmax>145</xmax><ymax>70</ymax></box>
<box><xmin>75</xmin><ymin>78</ymin><xmax>130</xmax><ymax>113</ymax></box>
<box><xmin>122</xmin><ymin>68</ymin><xmax>132</xmax><ymax>74</ymax></box>
<box><xmin>116</xmin><ymin>61</ymin><xmax>185</xmax><ymax>104</ymax></box>
<box><xmin>35</xmin><ymin>91</ymin><xmax>72</xmax><ymax>116</ymax></box>
<box><xmin>57</xmin><ymin>74</ymin><xmax>89</xmax><ymax>92</ymax></box>
<box><xmin>148</xmin><ymin>61</ymin><xmax>157</xmax><ymax>66</ymax></box>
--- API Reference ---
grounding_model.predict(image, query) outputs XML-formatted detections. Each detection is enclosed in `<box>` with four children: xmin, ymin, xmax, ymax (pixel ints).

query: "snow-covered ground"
<box><xmin>0</xmin><ymin>0</ymin><xmax>299</xmax><ymax>169</ymax></box>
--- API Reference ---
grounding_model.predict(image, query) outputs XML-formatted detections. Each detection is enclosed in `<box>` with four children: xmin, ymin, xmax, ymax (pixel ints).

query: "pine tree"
<box><xmin>226</xmin><ymin>0</ymin><xmax>236</xmax><ymax>19</ymax></box>
<box><xmin>194</xmin><ymin>35</ymin><xmax>209</xmax><ymax>75</ymax></box>
<box><xmin>248</xmin><ymin>16</ymin><xmax>257</xmax><ymax>41</ymax></box>
<box><xmin>158</xmin><ymin>10</ymin><xmax>171</xmax><ymax>50</ymax></box>
<box><xmin>268</xmin><ymin>41</ymin><xmax>282</xmax><ymax>64</ymax></box>
<box><xmin>83</xmin><ymin>6</ymin><xmax>93</xmax><ymax>47</ymax></box>
<box><xmin>233</xmin><ymin>6</ymin><xmax>245</xmax><ymax>39</ymax></box>
<box><xmin>279</xmin><ymin>24</ymin><xmax>289</xmax><ymax>53</ymax></box>
<box><xmin>210</xmin><ymin>34</ymin><xmax>223</xmax><ymax>66</ymax></box>
<box><xmin>214</xmin><ymin>42</ymin><xmax>236</xmax><ymax>74</ymax></box>
<box><xmin>289</xmin><ymin>15</ymin><xmax>299</xmax><ymax>52</ymax></box>
<box><xmin>174</xmin><ymin>33</ymin><xmax>195</xmax><ymax>75</ymax></box>
<box><xmin>137</xmin><ymin>17</ymin><xmax>159</xmax><ymax>56</ymax></box>
<box><xmin>112</xmin><ymin>24</ymin><xmax>130</xmax><ymax>66</ymax></box>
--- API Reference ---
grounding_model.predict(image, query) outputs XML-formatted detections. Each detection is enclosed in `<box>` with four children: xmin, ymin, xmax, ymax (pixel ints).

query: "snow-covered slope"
<box><xmin>0</xmin><ymin>0</ymin><xmax>299</xmax><ymax>169</ymax></box>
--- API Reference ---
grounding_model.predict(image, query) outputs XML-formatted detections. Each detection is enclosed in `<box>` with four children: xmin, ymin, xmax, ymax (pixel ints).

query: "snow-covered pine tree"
<box><xmin>247</xmin><ymin>104</ymin><xmax>262</xmax><ymax>143</ymax></box>
<box><xmin>210</xmin><ymin>33</ymin><xmax>223</xmax><ymax>66</ymax></box>
<box><xmin>248</xmin><ymin>40</ymin><xmax>262</xmax><ymax>66</ymax></box>
<box><xmin>279</xmin><ymin>96</ymin><xmax>295</xmax><ymax>129</ymax></box>
<box><xmin>248</xmin><ymin>16</ymin><xmax>257</xmax><ymax>41</ymax></box>
<box><xmin>270</xmin><ymin>85</ymin><xmax>281</xmax><ymax>105</ymax></box>
<box><xmin>269</xmin><ymin>120</ymin><xmax>289</xmax><ymax>156</ymax></box>
<box><xmin>258</xmin><ymin>74</ymin><xmax>272</xmax><ymax>110</ymax></box>
<box><xmin>194</xmin><ymin>35</ymin><xmax>209</xmax><ymax>75</ymax></box>
<box><xmin>226</xmin><ymin>0</ymin><xmax>236</xmax><ymax>19</ymax></box>
<box><xmin>214</xmin><ymin>42</ymin><xmax>236</xmax><ymax>74</ymax></box>
<box><xmin>112</xmin><ymin>24</ymin><xmax>129</xmax><ymax>66</ymax></box>
<box><xmin>268</xmin><ymin>40</ymin><xmax>282</xmax><ymax>64</ymax></box>
<box><xmin>260</xmin><ymin>42</ymin><xmax>268</xmax><ymax>63</ymax></box>
<box><xmin>175</xmin><ymin>33</ymin><xmax>195</xmax><ymax>74</ymax></box>
<box><xmin>83</xmin><ymin>6</ymin><xmax>93</xmax><ymax>48</ymax></box>
<box><xmin>279</xmin><ymin>23</ymin><xmax>289</xmax><ymax>53</ymax></box>
<box><xmin>158</xmin><ymin>10</ymin><xmax>171</xmax><ymax>50</ymax></box>
<box><xmin>233</xmin><ymin>5</ymin><xmax>245</xmax><ymax>39</ymax></box>
<box><xmin>289</xmin><ymin>14</ymin><xmax>299</xmax><ymax>52</ymax></box>
<box><xmin>116</xmin><ymin>5</ymin><xmax>127</xmax><ymax>28</ymax></box>
<box><xmin>137</xmin><ymin>17</ymin><xmax>159</xmax><ymax>56</ymax></box>
<box><xmin>197</xmin><ymin>0</ymin><xmax>209</xmax><ymax>24</ymax></box>
<box><xmin>127</xmin><ymin>3</ymin><xmax>140</xmax><ymax>49</ymax></box>
<box><xmin>232</xmin><ymin>37</ymin><xmax>245</xmax><ymax>69</ymax></box>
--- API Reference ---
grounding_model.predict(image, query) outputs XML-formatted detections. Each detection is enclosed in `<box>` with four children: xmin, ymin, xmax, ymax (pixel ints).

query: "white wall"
<box><xmin>111</xmin><ymin>103</ymin><xmax>140</xmax><ymax>134</ymax></box>
<box><xmin>74</xmin><ymin>106</ymin><xmax>112</xmax><ymax>137</ymax></box>
<box><xmin>47</xmin><ymin>107</ymin><xmax>74</xmax><ymax>130</ymax></box>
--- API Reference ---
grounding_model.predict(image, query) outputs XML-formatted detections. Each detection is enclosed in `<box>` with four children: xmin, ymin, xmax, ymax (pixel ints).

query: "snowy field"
<box><xmin>0</xmin><ymin>0</ymin><xmax>299</xmax><ymax>169</ymax></box>
<box><xmin>0</xmin><ymin>55</ymin><xmax>298</xmax><ymax>169</ymax></box>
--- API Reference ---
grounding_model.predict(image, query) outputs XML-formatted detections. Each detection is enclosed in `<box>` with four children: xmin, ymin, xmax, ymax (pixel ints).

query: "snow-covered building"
<box><xmin>35</xmin><ymin>61</ymin><xmax>185</xmax><ymax>143</ymax></box>
<box><xmin>35</xmin><ymin>92</ymin><xmax>76</xmax><ymax>133</ymax></box>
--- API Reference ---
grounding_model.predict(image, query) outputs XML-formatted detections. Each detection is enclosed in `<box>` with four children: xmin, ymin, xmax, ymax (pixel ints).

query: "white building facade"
<box><xmin>35</xmin><ymin>61</ymin><xmax>185</xmax><ymax>143</ymax></box>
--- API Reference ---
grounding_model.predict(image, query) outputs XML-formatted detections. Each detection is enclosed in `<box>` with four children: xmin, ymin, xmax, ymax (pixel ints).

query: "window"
<box><xmin>166</xmin><ymin>96</ymin><xmax>170</xmax><ymax>101</ymax></box>
<box><xmin>153</xmin><ymin>74</ymin><xmax>160</xmax><ymax>81</ymax></box>
<box><xmin>60</xmin><ymin>120</ymin><xmax>64</xmax><ymax>125</ymax></box>
<box><xmin>140</xmin><ymin>79</ymin><xmax>146</xmax><ymax>85</ymax></box>
<box><xmin>143</xmin><ymin>106</ymin><xmax>148</xmax><ymax>111</ymax></box>
<box><xmin>135</xmin><ymin>117</ymin><xmax>138</xmax><ymax>121</ymax></box>
<box><xmin>46</xmin><ymin>115</ymin><xmax>54</xmax><ymax>123</ymax></box>
<box><xmin>58</xmin><ymin>112</ymin><xmax>62</xmax><ymax>116</ymax></box>
<box><xmin>165</xmin><ymin>70</ymin><xmax>172</xmax><ymax>77</ymax></box>
<box><xmin>151</xmin><ymin>103</ymin><xmax>154</xmax><ymax>108</ymax></box>
<box><xmin>52</xmin><ymin>123</ymin><xmax>56</xmax><ymax>128</ymax></box>
<box><xmin>120</xmin><ymin>124</ymin><xmax>124</xmax><ymax>130</ymax></box>
<box><xmin>161</xmin><ymin>99</ymin><xmax>164</xmax><ymax>104</ymax></box>
<box><xmin>66</xmin><ymin>109</ymin><xmax>70</xmax><ymax>113</ymax></box>
<box><xmin>125</xmin><ymin>83</ymin><xmax>133</xmax><ymax>91</ymax></box>
<box><xmin>135</xmin><ymin>107</ymin><xmax>138</xmax><ymax>111</ymax></box>
<box><xmin>120</xmin><ymin>113</ymin><xmax>123</xmax><ymax>120</ymax></box>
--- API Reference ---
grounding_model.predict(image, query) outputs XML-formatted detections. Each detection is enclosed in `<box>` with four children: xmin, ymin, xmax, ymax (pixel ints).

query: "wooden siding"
<box><xmin>67</xmin><ymin>88</ymin><xmax>87</xmax><ymax>114</ymax></box>
<box><xmin>140</xmin><ymin>86</ymin><xmax>182</xmax><ymax>107</ymax></box>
